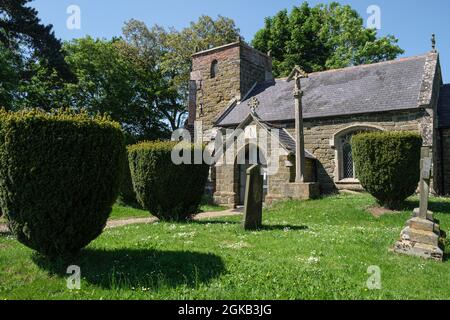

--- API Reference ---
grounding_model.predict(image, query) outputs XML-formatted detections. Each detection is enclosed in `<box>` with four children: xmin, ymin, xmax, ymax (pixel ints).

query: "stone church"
<box><xmin>186</xmin><ymin>38</ymin><xmax>450</xmax><ymax>208</ymax></box>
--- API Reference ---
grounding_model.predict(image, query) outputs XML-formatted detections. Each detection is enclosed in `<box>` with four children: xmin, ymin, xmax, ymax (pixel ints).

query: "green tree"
<box><xmin>0</xmin><ymin>44</ymin><xmax>20</xmax><ymax>109</ymax></box>
<box><xmin>122</xmin><ymin>21</ymin><xmax>183</xmax><ymax>131</ymax></box>
<box><xmin>122</xmin><ymin>15</ymin><xmax>241</xmax><ymax>130</ymax></box>
<box><xmin>0</xmin><ymin>0</ymin><xmax>74</xmax><ymax>81</ymax></box>
<box><xmin>63</xmin><ymin>37</ymin><xmax>170</xmax><ymax>141</ymax></box>
<box><xmin>252</xmin><ymin>2</ymin><xmax>404</xmax><ymax>77</ymax></box>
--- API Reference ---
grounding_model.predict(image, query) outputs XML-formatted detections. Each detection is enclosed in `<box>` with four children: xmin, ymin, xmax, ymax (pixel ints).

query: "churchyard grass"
<box><xmin>198</xmin><ymin>204</ymin><xmax>228</xmax><ymax>213</ymax></box>
<box><xmin>109</xmin><ymin>204</ymin><xmax>228</xmax><ymax>221</ymax></box>
<box><xmin>1</xmin><ymin>193</ymin><xmax>449</xmax><ymax>300</ymax></box>
<box><xmin>109</xmin><ymin>205</ymin><xmax>150</xmax><ymax>220</ymax></box>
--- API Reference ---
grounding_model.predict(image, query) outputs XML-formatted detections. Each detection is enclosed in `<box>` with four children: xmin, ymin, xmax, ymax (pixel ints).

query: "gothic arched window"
<box><xmin>332</xmin><ymin>125</ymin><xmax>383</xmax><ymax>182</ymax></box>
<box><xmin>210</xmin><ymin>60</ymin><xmax>218</xmax><ymax>78</ymax></box>
<box><xmin>341</xmin><ymin>134</ymin><xmax>355</xmax><ymax>179</ymax></box>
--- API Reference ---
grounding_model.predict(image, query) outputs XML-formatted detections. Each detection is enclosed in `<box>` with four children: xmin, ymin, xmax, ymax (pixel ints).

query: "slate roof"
<box><xmin>260</xmin><ymin>121</ymin><xmax>316</xmax><ymax>159</ymax></box>
<box><xmin>235</xmin><ymin>112</ymin><xmax>316</xmax><ymax>159</ymax></box>
<box><xmin>438</xmin><ymin>84</ymin><xmax>450</xmax><ymax>128</ymax></box>
<box><xmin>217</xmin><ymin>54</ymin><xmax>429</xmax><ymax>127</ymax></box>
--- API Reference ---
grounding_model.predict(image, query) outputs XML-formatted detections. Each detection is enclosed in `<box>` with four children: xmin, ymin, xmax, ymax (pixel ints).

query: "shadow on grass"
<box><xmin>190</xmin><ymin>220</ymin><xmax>308</xmax><ymax>231</ymax></box>
<box><xmin>189</xmin><ymin>220</ymin><xmax>240</xmax><ymax>226</ymax></box>
<box><xmin>260</xmin><ymin>225</ymin><xmax>308</xmax><ymax>231</ymax></box>
<box><xmin>32</xmin><ymin>248</ymin><xmax>225</xmax><ymax>290</ymax></box>
<box><xmin>402</xmin><ymin>199</ymin><xmax>450</xmax><ymax>214</ymax></box>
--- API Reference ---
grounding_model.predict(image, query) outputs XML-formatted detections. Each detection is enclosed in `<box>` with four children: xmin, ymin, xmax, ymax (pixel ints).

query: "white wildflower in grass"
<box><xmin>283</xmin><ymin>227</ymin><xmax>290</xmax><ymax>232</ymax></box>
<box><xmin>219</xmin><ymin>241</ymin><xmax>251</xmax><ymax>250</ymax></box>
<box><xmin>173</xmin><ymin>232</ymin><xmax>196</xmax><ymax>239</ymax></box>
<box><xmin>307</xmin><ymin>256</ymin><xmax>320</xmax><ymax>264</ymax></box>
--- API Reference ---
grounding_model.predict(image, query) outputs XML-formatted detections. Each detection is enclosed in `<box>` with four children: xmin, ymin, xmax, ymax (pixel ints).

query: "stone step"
<box><xmin>413</xmin><ymin>208</ymin><xmax>434</xmax><ymax>221</ymax></box>
<box><xmin>407</xmin><ymin>217</ymin><xmax>439</xmax><ymax>233</ymax></box>
<box><xmin>401</xmin><ymin>227</ymin><xmax>439</xmax><ymax>247</ymax></box>
<box><xmin>393</xmin><ymin>240</ymin><xmax>444</xmax><ymax>261</ymax></box>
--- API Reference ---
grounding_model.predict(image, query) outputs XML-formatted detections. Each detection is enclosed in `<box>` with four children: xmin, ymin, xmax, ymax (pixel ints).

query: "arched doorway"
<box><xmin>236</xmin><ymin>145</ymin><xmax>268</xmax><ymax>205</ymax></box>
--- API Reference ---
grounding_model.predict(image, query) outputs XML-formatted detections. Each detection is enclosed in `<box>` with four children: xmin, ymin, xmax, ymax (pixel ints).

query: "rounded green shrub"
<box><xmin>0</xmin><ymin>109</ymin><xmax>126</xmax><ymax>257</ymax></box>
<box><xmin>128</xmin><ymin>141</ymin><xmax>209</xmax><ymax>221</ymax></box>
<box><xmin>352</xmin><ymin>131</ymin><xmax>422</xmax><ymax>209</ymax></box>
<box><xmin>117</xmin><ymin>151</ymin><xmax>140</xmax><ymax>208</ymax></box>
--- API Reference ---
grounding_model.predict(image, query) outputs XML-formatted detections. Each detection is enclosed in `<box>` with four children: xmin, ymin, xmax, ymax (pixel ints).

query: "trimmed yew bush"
<box><xmin>0</xmin><ymin>109</ymin><xmax>126</xmax><ymax>257</ymax></box>
<box><xmin>128</xmin><ymin>141</ymin><xmax>209</xmax><ymax>221</ymax></box>
<box><xmin>117</xmin><ymin>151</ymin><xmax>140</xmax><ymax>208</ymax></box>
<box><xmin>352</xmin><ymin>131</ymin><xmax>422</xmax><ymax>209</ymax></box>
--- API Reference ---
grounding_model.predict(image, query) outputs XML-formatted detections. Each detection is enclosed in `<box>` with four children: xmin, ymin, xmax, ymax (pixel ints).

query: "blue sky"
<box><xmin>32</xmin><ymin>0</ymin><xmax>450</xmax><ymax>82</ymax></box>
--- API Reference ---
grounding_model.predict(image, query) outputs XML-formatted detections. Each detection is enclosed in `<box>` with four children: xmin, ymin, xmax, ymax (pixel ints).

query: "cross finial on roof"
<box><xmin>431</xmin><ymin>34</ymin><xmax>437</xmax><ymax>53</ymax></box>
<box><xmin>287</xmin><ymin>66</ymin><xmax>308</xmax><ymax>82</ymax></box>
<box><xmin>248</xmin><ymin>96</ymin><xmax>260</xmax><ymax>114</ymax></box>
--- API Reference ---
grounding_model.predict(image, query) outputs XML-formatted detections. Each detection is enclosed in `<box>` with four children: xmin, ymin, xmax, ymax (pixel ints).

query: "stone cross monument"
<box><xmin>418</xmin><ymin>147</ymin><xmax>432</xmax><ymax>219</ymax></box>
<box><xmin>248</xmin><ymin>96</ymin><xmax>260</xmax><ymax>115</ymax></box>
<box><xmin>393</xmin><ymin>146</ymin><xmax>445</xmax><ymax>261</ymax></box>
<box><xmin>287</xmin><ymin>66</ymin><xmax>308</xmax><ymax>183</ymax></box>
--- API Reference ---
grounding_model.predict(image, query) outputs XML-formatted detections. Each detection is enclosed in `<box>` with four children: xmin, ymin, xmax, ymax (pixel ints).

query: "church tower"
<box><xmin>188</xmin><ymin>38</ymin><xmax>273</xmax><ymax>131</ymax></box>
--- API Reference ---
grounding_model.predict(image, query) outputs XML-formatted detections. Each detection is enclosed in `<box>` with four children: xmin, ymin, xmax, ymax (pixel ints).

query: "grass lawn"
<box><xmin>0</xmin><ymin>204</ymin><xmax>227</xmax><ymax>223</ymax></box>
<box><xmin>109</xmin><ymin>203</ymin><xmax>227</xmax><ymax>221</ymax></box>
<box><xmin>1</xmin><ymin>193</ymin><xmax>450</xmax><ymax>300</ymax></box>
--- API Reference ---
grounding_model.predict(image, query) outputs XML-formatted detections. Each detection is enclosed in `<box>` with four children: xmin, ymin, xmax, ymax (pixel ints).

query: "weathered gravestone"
<box><xmin>243</xmin><ymin>165</ymin><xmax>264</xmax><ymax>230</ymax></box>
<box><xmin>393</xmin><ymin>146</ymin><xmax>445</xmax><ymax>261</ymax></box>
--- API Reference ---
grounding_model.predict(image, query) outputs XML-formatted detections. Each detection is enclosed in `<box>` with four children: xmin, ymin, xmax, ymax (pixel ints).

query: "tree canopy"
<box><xmin>0</xmin><ymin>2</ymin><xmax>240</xmax><ymax>140</ymax></box>
<box><xmin>0</xmin><ymin>0</ymin><xmax>74</xmax><ymax>81</ymax></box>
<box><xmin>252</xmin><ymin>2</ymin><xmax>404</xmax><ymax>77</ymax></box>
<box><xmin>122</xmin><ymin>16</ymin><xmax>241</xmax><ymax>130</ymax></box>
<box><xmin>63</xmin><ymin>37</ymin><xmax>171</xmax><ymax>141</ymax></box>
<box><xmin>1</xmin><ymin>1</ymin><xmax>406</xmax><ymax>142</ymax></box>
<box><xmin>0</xmin><ymin>44</ymin><xmax>20</xmax><ymax>109</ymax></box>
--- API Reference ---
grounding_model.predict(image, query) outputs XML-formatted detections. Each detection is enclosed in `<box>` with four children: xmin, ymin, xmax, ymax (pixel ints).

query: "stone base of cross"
<box><xmin>392</xmin><ymin>147</ymin><xmax>445</xmax><ymax>261</ymax></box>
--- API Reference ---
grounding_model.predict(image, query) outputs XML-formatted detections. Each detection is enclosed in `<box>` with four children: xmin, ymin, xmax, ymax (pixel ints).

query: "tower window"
<box><xmin>210</xmin><ymin>60</ymin><xmax>218</xmax><ymax>78</ymax></box>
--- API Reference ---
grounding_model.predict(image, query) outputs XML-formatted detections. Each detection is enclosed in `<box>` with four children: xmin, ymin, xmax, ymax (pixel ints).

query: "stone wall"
<box><xmin>195</xmin><ymin>45</ymin><xmax>446</xmax><ymax>200</ymax></box>
<box><xmin>191</xmin><ymin>43</ymin><xmax>241</xmax><ymax>130</ymax></box>
<box><xmin>440</xmin><ymin>129</ymin><xmax>450</xmax><ymax>195</ymax></box>
<box><xmin>284</xmin><ymin>109</ymin><xmax>431</xmax><ymax>193</ymax></box>
<box><xmin>212</xmin><ymin>122</ymin><xmax>316</xmax><ymax>208</ymax></box>
<box><xmin>213</xmin><ymin>108</ymin><xmax>436</xmax><ymax>205</ymax></box>
<box><xmin>418</xmin><ymin>52</ymin><xmax>443</xmax><ymax>194</ymax></box>
<box><xmin>240</xmin><ymin>44</ymin><xmax>273</xmax><ymax>96</ymax></box>
<box><xmin>264</xmin><ymin>155</ymin><xmax>318</xmax><ymax>205</ymax></box>
<box><xmin>190</xmin><ymin>41</ymin><xmax>272</xmax><ymax>130</ymax></box>
<box><xmin>213</xmin><ymin>164</ymin><xmax>236</xmax><ymax>207</ymax></box>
